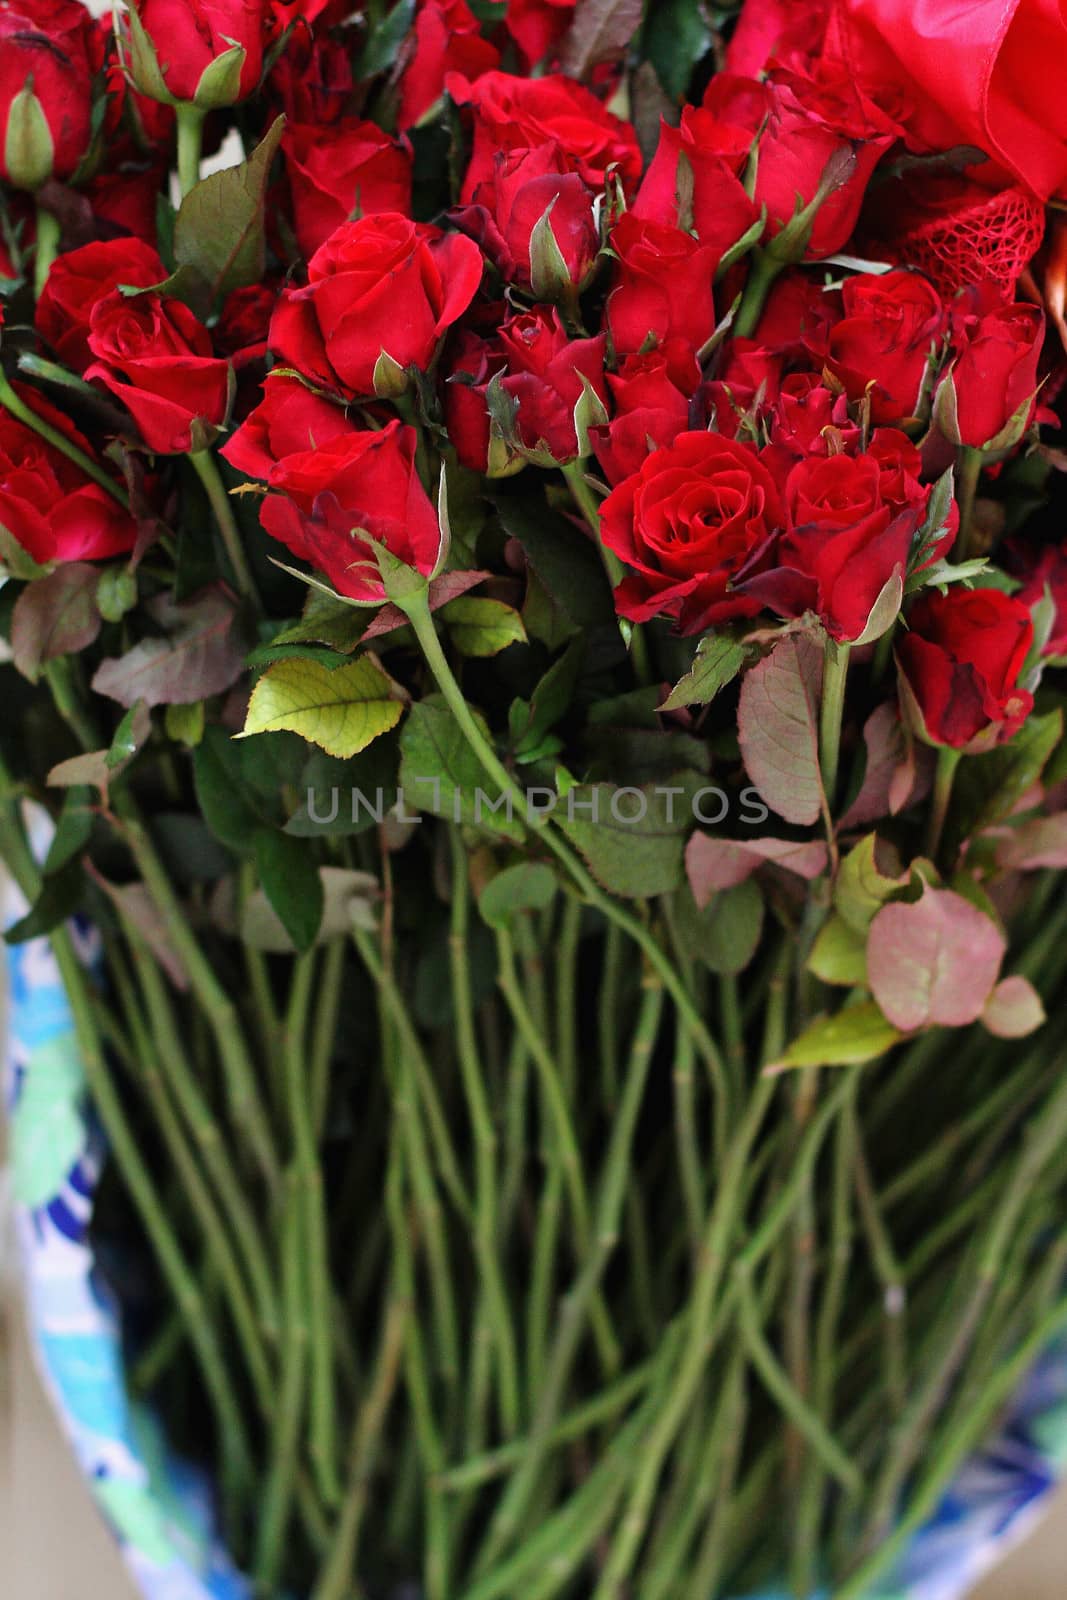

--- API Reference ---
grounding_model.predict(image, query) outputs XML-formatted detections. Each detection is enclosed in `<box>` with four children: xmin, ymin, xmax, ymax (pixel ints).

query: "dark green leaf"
<box><xmin>193</xmin><ymin>723</ymin><xmax>263</xmax><ymax>853</ymax></box>
<box><xmin>5</xmin><ymin>860</ymin><xmax>84</xmax><ymax>944</ymax></box>
<box><xmin>493</xmin><ymin>489</ymin><xmax>615</xmax><ymax>630</ymax></box>
<box><xmin>253</xmin><ymin>827</ymin><xmax>324</xmax><ymax>954</ymax></box>
<box><xmin>398</xmin><ymin>696</ymin><xmax>523</xmax><ymax>840</ymax></box>
<box><xmin>479</xmin><ymin>863</ymin><xmax>558</xmax><ymax>929</ymax></box>
<box><xmin>11</xmin><ymin>564</ymin><xmax>102</xmax><ymax>682</ymax></box>
<box><xmin>560</xmin><ymin>777</ymin><xmax>699</xmax><ymax>898</ymax></box>
<box><xmin>172</xmin><ymin>118</ymin><xmax>286</xmax><ymax>304</ymax></box>
<box><xmin>644</xmin><ymin>0</ymin><xmax>714</xmax><ymax>100</ymax></box>
<box><xmin>946</xmin><ymin>710</ymin><xmax>1062</xmax><ymax>854</ymax></box>
<box><xmin>355</xmin><ymin>0</ymin><xmax>416</xmax><ymax>78</ymax></box>
<box><xmin>43</xmin><ymin>787</ymin><xmax>94</xmax><ymax>875</ymax></box>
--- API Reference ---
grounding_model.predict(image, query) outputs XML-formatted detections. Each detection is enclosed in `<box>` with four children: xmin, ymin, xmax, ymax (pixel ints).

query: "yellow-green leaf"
<box><xmin>807</xmin><ymin>915</ymin><xmax>868</xmax><ymax>987</ymax></box>
<box><xmin>239</xmin><ymin>654</ymin><xmax>406</xmax><ymax>758</ymax></box>
<box><xmin>769</xmin><ymin>1003</ymin><xmax>901</xmax><ymax>1073</ymax></box>
<box><xmin>441</xmin><ymin>597</ymin><xmax>527</xmax><ymax>657</ymax></box>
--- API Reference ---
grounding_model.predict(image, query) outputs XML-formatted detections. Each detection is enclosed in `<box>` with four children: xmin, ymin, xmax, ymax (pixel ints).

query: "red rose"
<box><xmin>259</xmin><ymin>420</ymin><xmax>443</xmax><ymax>603</ymax></box>
<box><xmin>442</xmin><ymin>330</ymin><xmax>506</xmax><ymax>474</ymax></box>
<box><xmin>86</xmin><ymin>290</ymin><xmax>232</xmax><ymax>454</ymax></box>
<box><xmin>222</xmin><ymin>374</ymin><xmax>356</xmax><ymax>479</ymax></box>
<box><xmin>607</xmin><ymin>213</ymin><xmax>719</xmax><ymax>359</ymax></box>
<box><xmin>739</xmin><ymin>452</ymin><xmax>919</xmax><ymax>641</ymax></box>
<box><xmin>593</xmin><ymin>341</ymin><xmax>701</xmax><ymax>486</ymax></box>
<box><xmin>599</xmin><ymin>431</ymin><xmax>783</xmax><ymax>634</ymax></box>
<box><xmin>282</xmin><ymin>119</ymin><xmax>413</xmax><ymax>260</ymax></box>
<box><xmin>701</xmin><ymin>341</ymin><xmax>783</xmax><ymax>439</ymax></box>
<box><xmin>268</xmin><ymin>29</ymin><xmax>352</xmax><ymax>126</ymax></box>
<box><xmin>214</xmin><ymin>282</ymin><xmax>278</xmax><ymax>367</ymax></box>
<box><xmin>504</xmin><ymin>0</ymin><xmax>576</xmax><ymax>66</ymax></box>
<box><xmin>398</xmin><ymin>0</ymin><xmax>500</xmax><ymax>131</ymax></box>
<box><xmin>125</xmin><ymin>0</ymin><xmax>268</xmax><ymax>105</ymax></box>
<box><xmin>450</xmin><ymin>70</ymin><xmax>642</xmax><ymax>203</ymax></box>
<box><xmin>632</xmin><ymin>86</ymin><xmax>764</xmax><ymax>263</ymax></box>
<box><xmin>752</xmin><ymin>63</ymin><xmax>897</xmax><ymax>261</ymax></box>
<box><xmin>498</xmin><ymin>305</ymin><xmax>608</xmax><ymax>464</ymax></box>
<box><xmin>36</xmin><ymin>239</ymin><xmax>165</xmax><ymax>372</ymax></box>
<box><xmin>0</xmin><ymin>0</ymin><xmax>101</xmax><ymax>187</ymax></box>
<box><xmin>754</xmin><ymin>269</ymin><xmax>841</xmax><ymax>358</ymax></box>
<box><xmin>1010</xmin><ymin>540</ymin><xmax>1067</xmax><ymax>657</ymax></box>
<box><xmin>270</xmin><ymin>214</ymin><xmax>484</xmax><ymax>400</ymax></box>
<box><xmin>763</xmin><ymin>378</ymin><xmax>856</xmax><ymax>480</ymax></box>
<box><xmin>80</xmin><ymin>162</ymin><xmax>169</xmax><ymax>248</ymax></box>
<box><xmin>0</xmin><ymin>385</ymin><xmax>135</xmax><ymax>564</ymax></box>
<box><xmin>452</xmin><ymin>143</ymin><xmax>598</xmax><ymax>294</ymax></box>
<box><xmin>897</xmin><ymin>588</ymin><xmax>1034</xmax><ymax>749</ymax></box>
<box><xmin>726</xmin><ymin>0</ymin><xmax>829</xmax><ymax>76</ymax></box>
<box><xmin>825</xmin><ymin>269</ymin><xmax>945</xmax><ymax>424</ymax></box>
<box><xmin>937</xmin><ymin>293</ymin><xmax>1044</xmax><ymax>450</ymax></box>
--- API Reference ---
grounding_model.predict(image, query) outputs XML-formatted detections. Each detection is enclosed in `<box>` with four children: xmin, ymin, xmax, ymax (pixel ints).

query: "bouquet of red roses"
<box><xmin>4</xmin><ymin>0</ymin><xmax>1067</xmax><ymax>1595</ymax></box>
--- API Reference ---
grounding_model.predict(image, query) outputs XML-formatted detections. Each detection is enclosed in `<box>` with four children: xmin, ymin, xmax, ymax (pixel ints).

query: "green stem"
<box><xmin>733</xmin><ymin>248</ymin><xmax>786</xmax><ymax>340</ymax></box>
<box><xmin>819</xmin><ymin>635</ymin><xmax>850</xmax><ymax>809</ymax></box>
<box><xmin>175</xmin><ymin>103</ymin><xmax>206</xmax><ymax>198</ymax></box>
<box><xmin>0</xmin><ymin>370</ymin><xmax>128</xmax><ymax>506</ymax></box>
<box><xmin>284</xmin><ymin>954</ymin><xmax>341</xmax><ymax>1508</ymax></box>
<box><xmin>33</xmin><ymin>201</ymin><xmax>60</xmax><ymax>299</ymax></box>
<box><xmin>254</xmin><ymin>1174</ymin><xmax>309</xmax><ymax>1590</ymax></box>
<box><xmin>394</xmin><ymin>583</ymin><xmax>729</xmax><ymax>1132</ymax></box>
<box><xmin>953</xmin><ymin>445</ymin><xmax>985</xmax><ymax>563</ymax></box>
<box><xmin>925</xmin><ymin>745</ymin><xmax>962</xmax><ymax>862</ymax></box>
<box><xmin>189</xmin><ymin>448</ymin><xmax>257</xmax><ymax>601</ymax></box>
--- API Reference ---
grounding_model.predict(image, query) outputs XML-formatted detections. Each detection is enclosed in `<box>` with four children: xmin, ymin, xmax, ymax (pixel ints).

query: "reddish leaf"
<box><xmin>981</xmin><ymin>975</ymin><xmax>1046</xmax><ymax>1039</ymax></box>
<box><xmin>995</xmin><ymin>814</ymin><xmax>1067</xmax><ymax>871</ymax></box>
<box><xmin>93</xmin><ymin>877</ymin><xmax>189</xmax><ymax>990</ymax></box>
<box><xmin>737</xmin><ymin>633</ymin><xmax>825</xmax><ymax>827</ymax></box>
<box><xmin>362</xmin><ymin>569</ymin><xmax>491</xmax><ymax>643</ymax></box>
<box><xmin>91</xmin><ymin>587</ymin><xmax>245</xmax><ymax>708</ymax></box>
<box><xmin>11</xmin><ymin>564</ymin><xmax>102</xmax><ymax>681</ymax></box>
<box><xmin>840</xmin><ymin>703</ymin><xmax>931</xmax><ymax>829</ymax></box>
<box><xmin>561</xmin><ymin>0</ymin><xmax>644</xmax><ymax>77</ymax></box>
<box><xmin>685</xmin><ymin>832</ymin><xmax>828</xmax><ymax>906</ymax></box>
<box><xmin>867</xmin><ymin>888</ymin><xmax>1005</xmax><ymax>1032</ymax></box>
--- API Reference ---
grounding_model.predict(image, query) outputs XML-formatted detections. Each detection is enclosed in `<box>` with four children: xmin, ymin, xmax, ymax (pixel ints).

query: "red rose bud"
<box><xmin>268</xmin><ymin>29</ymin><xmax>353</xmax><ymax>126</ymax></box>
<box><xmin>594</xmin><ymin>341</ymin><xmax>701</xmax><ymax>486</ymax></box>
<box><xmin>120</xmin><ymin>0</ymin><xmax>268</xmax><ymax>107</ymax></box>
<box><xmin>632</xmin><ymin>83</ymin><xmax>765</xmax><ymax>263</ymax></box>
<box><xmin>753</xmin><ymin>62</ymin><xmax>899</xmax><ymax>261</ymax></box>
<box><xmin>269</xmin><ymin>213</ymin><xmax>484</xmax><ymax>401</ymax></box>
<box><xmin>450</xmin><ymin>69</ymin><xmax>642</xmax><ymax>204</ymax></box>
<box><xmin>0</xmin><ymin>0</ymin><xmax>101</xmax><ymax>189</ymax></box>
<box><xmin>897</xmin><ymin>588</ymin><xmax>1034</xmax><ymax>750</ymax></box>
<box><xmin>442</xmin><ymin>330</ymin><xmax>508</xmax><ymax>475</ymax></box>
<box><xmin>497</xmin><ymin>305</ymin><xmax>608</xmax><ymax>465</ymax></box>
<box><xmin>0</xmin><ymin>384</ymin><xmax>135</xmax><ymax>563</ymax></box>
<box><xmin>85</xmin><ymin>289</ymin><xmax>233</xmax><ymax>454</ymax></box>
<box><xmin>398</xmin><ymin>0</ymin><xmax>501</xmax><ymax>131</ymax></box>
<box><xmin>607</xmin><ymin>213</ymin><xmax>719</xmax><ymax>360</ymax></box>
<box><xmin>282</xmin><ymin>118</ymin><xmax>413</xmax><ymax>261</ymax></box>
<box><xmin>701</xmin><ymin>340</ymin><xmax>783</xmax><ymax>439</ymax></box>
<box><xmin>736</xmin><ymin>452</ymin><xmax>918</xmax><ymax>643</ymax></box>
<box><xmin>452</xmin><ymin>144</ymin><xmax>598</xmax><ymax>302</ymax></box>
<box><xmin>825</xmin><ymin>269</ymin><xmax>946</xmax><ymax>425</ymax></box>
<box><xmin>599</xmin><ymin>431</ymin><xmax>783</xmax><ymax>635</ymax></box>
<box><xmin>258</xmin><ymin>420</ymin><xmax>444</xmax><ymax>604</ymax></box>
<box><xmin>222</xmin><ymin>373</ymin><xmax>357</xmax><ymax>479</ymax></box>
<box><xmin>36</xmin><ymin>238</ymin><xmax>165</xmax><ymax>372</ymax></box>
<box><xmin>934</xmin><ymin>296</ymin><xmax>1044</xmax><ymax>452</ymax></box>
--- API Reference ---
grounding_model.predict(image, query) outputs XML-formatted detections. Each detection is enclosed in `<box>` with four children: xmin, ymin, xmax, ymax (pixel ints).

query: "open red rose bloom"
<box><xmin>5</xmin><ymin>0</ymin><xmax>1067</xmax><ymax>1597</ymax></box>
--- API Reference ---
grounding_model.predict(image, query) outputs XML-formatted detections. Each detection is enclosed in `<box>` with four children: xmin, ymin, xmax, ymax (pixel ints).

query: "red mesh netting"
<box><xmin>860</xmin><ymin>177</ymin><xmax>1046</xmax><ymax>300</ymax></box>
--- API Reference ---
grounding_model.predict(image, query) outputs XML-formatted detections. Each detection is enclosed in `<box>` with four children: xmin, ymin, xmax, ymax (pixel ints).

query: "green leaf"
<box><xmin>272</xmin><ymin>592</ymin><xmax>372</xmax><ymax>654</ymax></box>
<box><xmin>478</xmin><ymin>863</ymin><xmax>558</xmax><ymax>929</ymax></box>
<box><xmin>644</xmin><ymin>0</ymin><xmax>713</xmax><ymax>99</ymax></box>
<box><xmin>240</xmin><ymin>654</ymin><xmax>407</xmax><ymax>758</ymax></box>
<box><xmin>164</xmin><ymin>700</ymin><xmax>205</xmax><ymax>748</ymax></box>
<box><xmin>107</xmin><ymin>701</ymin><xmax>151</xmax><ymax>771</ymax></box>
<box><xmin>492</xmin><ymin>489</ymin><xmax>616</xmax><ymax>630</ymax></box>
<box><xmin>770</xmin><ymin>1003</ymin><xmax>901</xmax><ymax>1072</ymax></box>
<box><xmin>807</xmin><ymin>915</ymin><xmax>868</xmax><ymax>987</ymax></box>
<box><xmin>356</xmin><ymin>0</ymin><xmax>417</xmax><ymax>78</ymax></box>
<box><xmin>698</xmin><ymin>878</ymin><xmax>765</xmax><ymax>977</ymax></box>
<box><xmin>172</xmin><ymin>117</ymin><xmax>286</xmax><ymax>305</ymax></box>
<box><xmin>398</xmin><ymin>696</ymin><xmax>523</xmax><ymax>840</ymax></box>
<box><xmin>193</xmin><ymin>723</ymin><xmax>263</xmax><ymax>853</ymax></box>
<box><xmin>10</xmin><ymin>1034</ymin><xmax>84</xmax><ymax>1207</ymax></box>
<box><xmin>834</xmin><ymin>834</ymin><xmax>915</xmax><ymax>936</ymax></box>
<box><xmin>43</xmin><ymin>787</ymin><xmax>94</xmax><ymax>875</ymax></box>
<box><xmin>509</xmin><ymin>639</ymin><xmax>584</xmax><ymax>761</ymax></box>
<box><xmin>253</xmin><ymin>828</ymin><xmax>324</xmax><ymax>954</ymax></box>
<box><xmin>560</xmin><ymin>778</ymin><xmax>699</xmax><ymax>898</ymax></box>
<box><xmin>441</xmin><ymin>596</ymin><xmax>527</xmax><ymax>657</ymax></box>
<box><xmin>4</xmin><ymin>859</ymin><xmax>84</xmax><ymax>944</ymax></box>
<box><xmin>946</xmin><ymin>710</ymin><xmax>1062</xmax><ymax>853</ymax></box>
<box><xmin>661</xmin><ymin>634</ymin><xmax>749</xmax><ymax>712</ymax></box>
